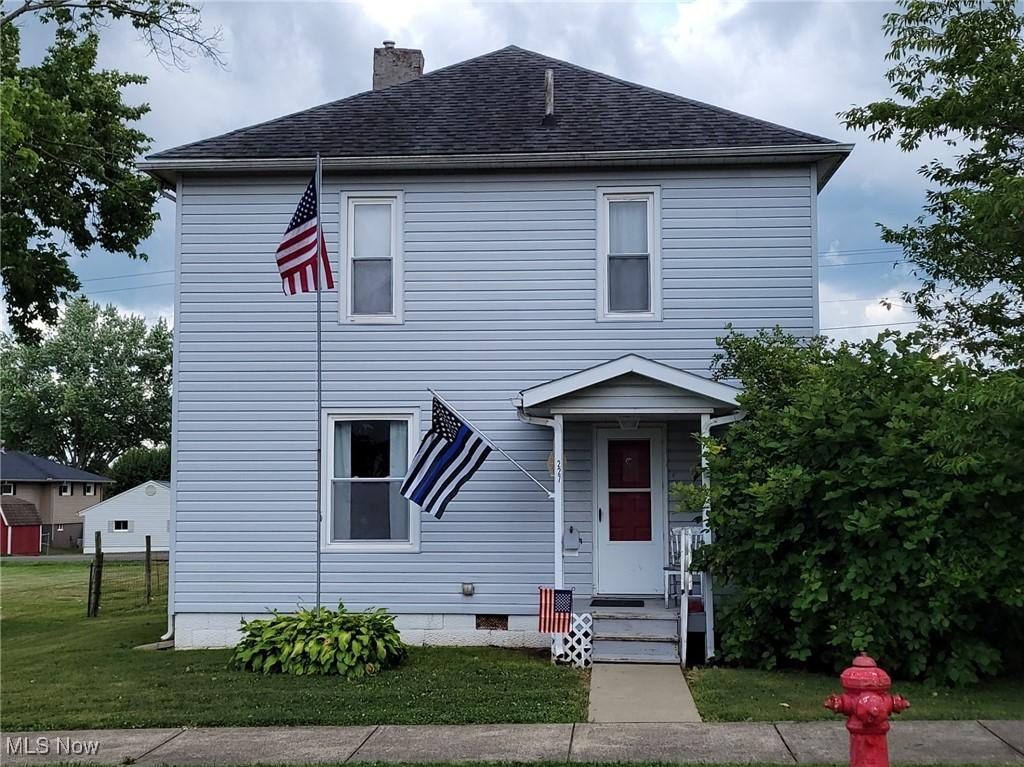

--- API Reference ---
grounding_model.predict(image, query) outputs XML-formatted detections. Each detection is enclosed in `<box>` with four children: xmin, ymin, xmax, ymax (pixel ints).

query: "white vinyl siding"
<box><xmin>342</xmin><ymin>193</ymin><xmax>403</xmax><ymax>323</ymax></box>
<box><xmin>82</xmin><ymin>482</ymin><xmax>170</xmax><ymax>554</ymax></box>
<box><xmin>597</xmin><ymin>187</ymin><xmax>662</xmax><ymax>321</ymax></box>
<box><xmin>173</xmin><ymin>166</ymin><xmax>816</xmax><ymax>615</ymax></box>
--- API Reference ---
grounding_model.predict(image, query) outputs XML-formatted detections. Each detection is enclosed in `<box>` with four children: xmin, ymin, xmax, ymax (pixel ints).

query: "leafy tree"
<box><xmin>0</xmin><ymin>1</ymin><xmax>220</xmax><ymax>342</ymax></box>
<box><xmin>840</xmin><ymin>0</ymin><xmax>1024</xmax><ymax>366</ymax></box>
<box><xmin>0</xmin><ymin>298</ymin><xmax>172</xmax><ymax>473</ymax></box>
<box><xmin>680</xmin><ymin>327</ymin><xmax>1024</xmax><ymax>685</ymax></box>
<box><xmin>107</xmin><ymin>445</ymin><xmax>170</xmax><ymax>495</ymax></box>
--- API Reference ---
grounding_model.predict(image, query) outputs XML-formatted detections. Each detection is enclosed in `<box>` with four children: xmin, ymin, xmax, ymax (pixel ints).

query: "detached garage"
<box><xmin>81</xmin><ymin>480</ymin><xmax>170</xmax><ymax>554</ymax></box>
<box><xmin>1</xmin><ymin>499</ymin><xmax>43</xmax><ymax>556</ymax></box>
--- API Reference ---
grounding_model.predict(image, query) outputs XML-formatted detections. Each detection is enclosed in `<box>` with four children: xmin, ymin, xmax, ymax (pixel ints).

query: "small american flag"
<box><xmin>538</xmin><ymin>587</ymin><xmax>573</xmax><ymax>633</ymax></box>
<box><xmin>275</xmin><ymin>174</ymin><xmax>334</xmax><ymax>295</ymax></box>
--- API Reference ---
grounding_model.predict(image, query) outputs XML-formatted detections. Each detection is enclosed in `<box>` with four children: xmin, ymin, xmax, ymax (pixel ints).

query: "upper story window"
<box><xmin>323</xmin><ymin>411</ymin><xmax>419</xmax><ymax>552</ymax></box>
<box><xmin>597</xmin><ymin>187</ymin><xmax>662</xmax><ymax>321</ymax></box>
<box><xmin>1</xmin><ymin>482</ymin><xmax>15</xmax><ymax>496</ymax></box>
<box><xmin>58</xmin><ymin>482</ymin><xmax>72</xmax><ymax>496</ymax></box>
<box><xmin>342</xmin><ymin>193</ymin><xmax>403</xmax><ymax>324</ymax></box>
<box><xmin>113</xmin><ymin>520</ymin><xmax>129</xmax><ymax>531</ymax></box>
<box><xmin>83</xmin><ymin>483</ymin><xmax>96</xmax><ymax>497</ymax></box>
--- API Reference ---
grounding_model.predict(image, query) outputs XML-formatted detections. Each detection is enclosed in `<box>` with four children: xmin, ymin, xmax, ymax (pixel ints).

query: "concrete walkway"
<box><xmin>2</xmin><ymin>721</ymin><xmax>1022</xmax><ymax>765</ymax></box>
<box><xmin>588</xmin><ymin>663</ymin><xmax>701</xmax><ymax>722</ymax></box>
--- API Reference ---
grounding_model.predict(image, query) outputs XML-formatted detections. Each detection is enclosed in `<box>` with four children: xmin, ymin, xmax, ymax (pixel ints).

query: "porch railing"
<box><xmin>677</xmin><ymin>525</ymin><xmax>710</xmax><ymax>667</ymax></box>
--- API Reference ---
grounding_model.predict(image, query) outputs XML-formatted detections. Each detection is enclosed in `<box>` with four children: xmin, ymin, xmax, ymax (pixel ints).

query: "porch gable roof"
<box><xmin>518</xmin><ymin>354</ymin><xmax>740</xmax><ymax>411</ymax></box>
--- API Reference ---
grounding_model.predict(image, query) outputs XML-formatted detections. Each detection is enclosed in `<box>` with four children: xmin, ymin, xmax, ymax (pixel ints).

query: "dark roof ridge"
<box><xmin>149</xmin><ymin>46</ymin><xmax>523</xmax><ymax>160</ymax></box>
<box><xmin>506</xmin><ymin>45</ymin><xmax>837</xmax><ymax>146</ymax></box>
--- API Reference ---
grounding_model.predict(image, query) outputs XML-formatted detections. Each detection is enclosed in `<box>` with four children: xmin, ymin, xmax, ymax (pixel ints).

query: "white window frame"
<box><xmin>1</xmin><ymin>482</ymin><xmax>14</xmax><ymax>496</ymax></box>
<box><xmin>596</xmin><ymin>186</ymin><xmax>663</xmax><ymax>321</ymax></box>
<box><xmin>320</xmin><ymin>408</ymin><xmax>420</xmax><ymax>553</ymax></box>
<box><xmin>58</xmin><ymin>482</ymin><xmax>72</xmax><ymax>497</ymax></box>
<box><xmin>83</xmin><ymin>482</ymin><xmax>95</xmax><ymax>497</ymax></box>
<box><xmin>340</xmin><ymin>192</ymin><xmax>404</xmax><ymax>324</ymax></box>
<box><xmin>113</xmin><ymin>520</ymin><xmax>129</xmax><ymax>531</ymax></box>
<box><xmin>56</xmin><ymin>524</ymin><xmax>64</xmax><ymax>532</ymax></box>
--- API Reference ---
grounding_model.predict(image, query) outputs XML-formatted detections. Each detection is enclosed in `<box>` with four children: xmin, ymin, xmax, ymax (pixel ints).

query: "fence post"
<box><xmin>145</xmin><ymin>535</ymin><xmax>152</xmax><ymax>603</ymax></box>
<box><xmin>90</xmin><ymin>530</ymin><xmax>103</xmax><ymax>617</ymax></box>
<box><xmin>86</xmin><ymin>560</ymin><xmax>95</xmax><ymax>617</ymax></box>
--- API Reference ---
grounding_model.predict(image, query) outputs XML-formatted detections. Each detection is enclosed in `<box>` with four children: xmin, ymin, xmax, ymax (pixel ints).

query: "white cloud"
<box><xmin>819</xmin><ymin>279</ymin><xmax>919</xmax><ymax>343</ymax></box>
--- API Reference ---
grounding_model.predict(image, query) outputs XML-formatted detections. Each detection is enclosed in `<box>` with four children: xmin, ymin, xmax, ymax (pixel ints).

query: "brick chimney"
<box><xmin>373</xmin><ymin>41</ymin><xmax>424</xmax><ymax>90</ymax></box>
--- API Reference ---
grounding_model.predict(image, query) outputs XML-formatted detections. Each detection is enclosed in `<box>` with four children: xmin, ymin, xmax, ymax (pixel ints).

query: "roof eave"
<box><xmin>139</xmin><ymin>143</ymin><xmax>854</xmax><ymax>189</ymax></box>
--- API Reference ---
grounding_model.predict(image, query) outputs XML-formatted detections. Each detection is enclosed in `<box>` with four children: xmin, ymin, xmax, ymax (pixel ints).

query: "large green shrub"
<box><xmin>690</xmin><ymin>328</ymin><xmax>1024</xmax><ymax>685</ymax></box>
<box><xmin>232</xmin><ymin>604</ymin><xmax>406</xmax><ymax>678</ymax></box>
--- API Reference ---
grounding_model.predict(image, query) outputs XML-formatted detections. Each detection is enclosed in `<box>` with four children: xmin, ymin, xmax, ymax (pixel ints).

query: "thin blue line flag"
<box><xmin>401</xmin><ymin>398</ymin><xmax>493</xmax><ymax>519</ymax></box>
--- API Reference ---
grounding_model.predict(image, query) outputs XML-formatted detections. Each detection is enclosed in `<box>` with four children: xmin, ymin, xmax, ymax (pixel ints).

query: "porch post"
<box><xmin>700</xmin><ymin>413</ymin><xmax>716</xmax><ymax>662</ymax></box>
<box><xmin>553</xmin><ymin>414</ymin><xmax>565</xmax><ymax>589</ymax></box>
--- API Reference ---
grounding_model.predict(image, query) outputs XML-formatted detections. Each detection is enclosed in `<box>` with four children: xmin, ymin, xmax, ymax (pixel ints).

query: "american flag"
<box><xmin>400</xmin><ymin>397</ymin><xmax>492</xmax><ymax>519</ymax></box>
<box><xmin>538</xmin><ymin>587</ymin><xmax>573</xmax><ymax>633</ymax></box>
<box><xmin>275</xmin><ymin>174</ymin><xmax>334</xmax><ymax>295</ymax></box>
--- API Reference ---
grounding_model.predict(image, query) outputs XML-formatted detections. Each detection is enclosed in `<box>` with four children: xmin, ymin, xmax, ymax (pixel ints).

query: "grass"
<box><xmin>686</xmin><ymin>666</ymin><xmax>1024</xmax><ymax>722</ymax></box>
<box><xmin>0</xmin><ymin>561</ymin><xmax>589</xmax><ymax>729</ymax></box>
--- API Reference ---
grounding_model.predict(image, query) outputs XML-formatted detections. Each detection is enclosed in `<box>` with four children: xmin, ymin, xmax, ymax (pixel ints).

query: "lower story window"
<box><xmin>56</xmin><ymin>524</ymin><xmax>64</xmax><ymax>532</ymax></box>
<box><xmin>325</xmin><ymin>412</ymin><xmax>418</xmax><ymax>551</ymax></box>
<box><xmin>113</xmin><ymin>520</ymin><xmax>129</xmax><ymax>531</ymax></box>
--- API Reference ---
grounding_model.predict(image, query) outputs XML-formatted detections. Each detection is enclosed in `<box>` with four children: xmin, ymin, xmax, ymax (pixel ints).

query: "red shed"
<box><xmin>0</xmin><ymin>498</ymin><xmax>42</xmax><ymax>556</ymax></box>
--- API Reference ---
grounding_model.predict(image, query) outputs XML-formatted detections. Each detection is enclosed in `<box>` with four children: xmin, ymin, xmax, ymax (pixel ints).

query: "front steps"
<box><xmin>590</xmin><ymin>605</ymin><xmax>681</xmax><ymax>664</ymax></box>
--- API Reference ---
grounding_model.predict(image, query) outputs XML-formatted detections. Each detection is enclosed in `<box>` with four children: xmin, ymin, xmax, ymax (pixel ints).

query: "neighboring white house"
<box><xmin>140</xmin><ymin>43</ymin><xmax>851</xmax><ymax>660</ymax></box>
<box><xmin>80</xmin><ymin>481</ymin><xmax>170</xmax><ymax>554</ymax></box>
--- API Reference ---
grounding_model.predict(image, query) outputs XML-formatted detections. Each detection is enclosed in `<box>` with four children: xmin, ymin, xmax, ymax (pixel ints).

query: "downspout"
<box><xmin>517</xmin><ymin>410</ymin><xmax>564</xmax><ymax>589</ymax></box>
<box><xmin>698</xmin><ymin>410</ymin><xmax>746</xmax><ymax>661</ymax></box>
<box><xmin>162</xmin><ymin>175</ymin><xmax>183</xmax><ymax>643</ymax></box>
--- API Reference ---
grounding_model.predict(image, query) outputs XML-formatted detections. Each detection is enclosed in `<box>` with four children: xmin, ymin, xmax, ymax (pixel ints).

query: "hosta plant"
<box><xmin>231</xmin><ymin>603</ymin><xmax>406</xmax><ymax>678</ymax></box>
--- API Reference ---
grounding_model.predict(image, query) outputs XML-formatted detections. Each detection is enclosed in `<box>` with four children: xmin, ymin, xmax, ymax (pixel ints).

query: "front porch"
<box><xmin>579</xmin><ymin>590</ymin><xmax>706</xmax><ymax>665</ymax></box>
<box><xmin>514</xmin><ymin>354</ymin><xmax>743</xmax><ymax>665</ymax></box>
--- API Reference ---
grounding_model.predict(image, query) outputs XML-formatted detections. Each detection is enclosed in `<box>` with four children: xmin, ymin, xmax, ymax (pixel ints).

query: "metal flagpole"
<box><xmin>428</xmin><ymin>387</ymin><xmax>553</xmax><ymax>499</ymax></box>
<box><xmin>314</xmin><ymin>153</ymin><xmax>323</xmax><ymax>610</ymax></box>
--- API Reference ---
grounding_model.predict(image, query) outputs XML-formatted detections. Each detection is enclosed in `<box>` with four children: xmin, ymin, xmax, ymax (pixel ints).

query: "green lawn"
<box><xmin>687</xmin><ymin>666</ymin><xmax>1024</xmax><ymax>722</ymax></box>
<box><xmin>0</xmin><ymin>561</ymin><xmax>588</xmax><ymax>729</ymax></box>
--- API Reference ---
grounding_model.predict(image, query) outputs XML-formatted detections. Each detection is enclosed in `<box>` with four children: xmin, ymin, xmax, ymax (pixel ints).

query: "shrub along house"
<box><xmin>0</xmin><ymin>449</ymin><xmax>111</xmax><ymax>550</ymax></box>
<box><xmin>141</xmin><ymin>44</ymin><xmax>849</xmax><ymax>661</ymax></box>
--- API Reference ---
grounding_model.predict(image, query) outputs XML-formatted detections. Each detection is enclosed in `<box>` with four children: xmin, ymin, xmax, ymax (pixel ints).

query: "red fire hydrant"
<box><xmin>824</xmin><ymin>653</ymin><xmax>910</xmax><ymax>767</ymax></box>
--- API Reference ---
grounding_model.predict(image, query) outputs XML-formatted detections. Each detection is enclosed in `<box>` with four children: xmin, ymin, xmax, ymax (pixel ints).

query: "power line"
<box><xmin>820</xmin><ymin>296</ymin><xmax>912</xmax><ymax>306</ymax></box>
<box><xmin>818</xmin><ymin>247</ymin><xmax>902</xmax><ymax>257</ymax></box>
<box><xmin>83</xmin><ymin>282</ymin><xmax>175</xmax><ymax>296</ymax></box>
<box><xmin>821</xmin><ymin>320</ymin><xmax>920</xmax><ymax>331</ymax></box>
<box><xmin>80</xmin><ymin>269</ymin><xmax>175</xmax><ymax>284</ymax></box>
<box><xmin>820</xmin><ymin>258</ymin><xmax>909</xmax><ymax>268</ymax></box>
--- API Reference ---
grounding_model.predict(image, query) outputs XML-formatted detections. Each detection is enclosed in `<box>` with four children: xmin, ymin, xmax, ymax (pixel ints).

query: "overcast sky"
<box><xmin>15</xmin><ymin>0</ymin><xmax>941</xmax><ymax>342</ymax></box>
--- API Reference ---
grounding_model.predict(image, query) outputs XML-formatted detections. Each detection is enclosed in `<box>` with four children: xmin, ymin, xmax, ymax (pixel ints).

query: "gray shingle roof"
<box><xmin>0</xmin><ymin>451</ymin><xmax>111</xmax><ymax>483</ymax></box>
<box><xmin>149</xmin><ymin>46</ymin><xmax>841</xmax><ymax>162</ymax></box>
<box><xmin>1</xmin><ymin>498</ymin><xmax>42</xmax><ymax>526</ymax></box>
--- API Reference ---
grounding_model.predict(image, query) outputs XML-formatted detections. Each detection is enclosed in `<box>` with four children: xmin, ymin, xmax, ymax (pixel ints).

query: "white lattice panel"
<box><xmin>551</xmin><ymin>612</ymin><xmax>593</xmax><ymax>668</ymax></box>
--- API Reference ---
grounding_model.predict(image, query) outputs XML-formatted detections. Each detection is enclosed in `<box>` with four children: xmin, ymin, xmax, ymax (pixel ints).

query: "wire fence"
<box><xmin>87</xmin><ymin>557</ymin><xmax>168</xmax><ymax>614</ymax></box>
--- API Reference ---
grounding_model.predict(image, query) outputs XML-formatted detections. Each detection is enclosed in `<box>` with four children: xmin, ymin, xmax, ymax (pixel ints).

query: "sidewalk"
<box><xmin>3</xmin><ymin>721</ymin><xmax>1022</xmax><ymax>765</ymax></box>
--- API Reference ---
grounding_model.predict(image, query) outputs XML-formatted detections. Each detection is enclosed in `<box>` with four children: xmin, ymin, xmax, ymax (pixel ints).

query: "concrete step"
<box><xmin>593</xmin><ymin>617</ymin><xmax>678</xmax><ymax>641</ymax></box>
<box><xmin>592</xmin><ymin>638</ymin><xmax>681</xmax><ymax>664</ymax></box>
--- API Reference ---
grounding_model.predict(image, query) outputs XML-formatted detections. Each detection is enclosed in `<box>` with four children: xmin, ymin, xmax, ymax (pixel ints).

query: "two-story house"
<box><xmin>0</xmin><ymin>449</ymin><xmax>111</xmax><ymax>550</ymax></box>
<box><xmin>141</xmin><ymin>44</ymin><xmax>850</xmax><ymax>660</ymax></box>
